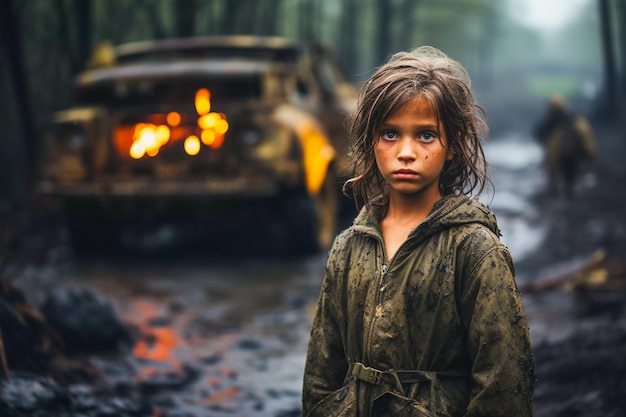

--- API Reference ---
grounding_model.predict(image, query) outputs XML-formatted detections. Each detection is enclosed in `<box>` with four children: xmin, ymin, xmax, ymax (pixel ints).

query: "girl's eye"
<box><xmin>420</xmin><ymin>132</ymin><xmax>436</xmax><ymax>142</ymax></box>
<box><xmin>381</xmin><ymin>131</ymin><xmax>398</xmax><ymax>141</ymax></box>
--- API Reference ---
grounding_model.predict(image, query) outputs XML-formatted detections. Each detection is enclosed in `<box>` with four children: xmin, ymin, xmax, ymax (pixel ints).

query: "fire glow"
<box><xmin>123</xmin><ymin>88</ymin><xmax>229</xmax><ymax>159</ymax></box>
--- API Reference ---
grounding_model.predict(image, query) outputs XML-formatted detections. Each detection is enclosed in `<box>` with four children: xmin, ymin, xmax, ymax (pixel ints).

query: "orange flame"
<box><xmin>184</xmin><ymin>135</ymin><xmax>201</xmax><ymax>155</ymax></box>
<box><xmin>195</xmin><ymin>88</ymin><xmax>211</xmax><ymax>115</ymax></box>
<box><xmin>129</xmin><ymin>123</ymin><xmax>171</xmax><ymax>159</ymax></box>
<box><xmin>166</xmin><ymin>111</ymin><xmax>181</xmax><ymax>127</ymax></box>
<box><xmin>119</xmin><ymin>88</ymin><xmax>229</xmax><ymax>159</ymax></box>
<box><xmin>197</xmin><ymin>111</ymin><xmax>229</xmax><ymax>149</ymax></box>
<box><xmin>203</xmin><ymin>386</ymin><xmax>240</xmax><ymax>405</ymax></box>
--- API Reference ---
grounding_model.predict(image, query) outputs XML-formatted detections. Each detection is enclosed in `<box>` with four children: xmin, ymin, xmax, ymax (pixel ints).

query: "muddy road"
<box><xmin>52</xmin><ymin>250</ymin><xmax>326</xmax><ymax>417</ymax></box>
<box><xmin>6</xmin><ymin>129</ymin><xmax>626</xmax><ymax>417</ymax></box>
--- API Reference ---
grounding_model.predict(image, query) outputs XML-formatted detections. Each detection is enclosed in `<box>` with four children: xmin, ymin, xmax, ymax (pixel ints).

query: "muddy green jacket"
<box><xmin>302</xmin><ymin>195</ymin><xmax>534</xmax><ymax>417</ymax></box>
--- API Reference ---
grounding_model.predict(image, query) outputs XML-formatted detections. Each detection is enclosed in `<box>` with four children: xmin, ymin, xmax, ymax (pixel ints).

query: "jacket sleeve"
<box><xmin>458</xmin><ymin>229</ymin><xmax>535</xmax><ymax>417</ymax></box>
<box><xmin>302</xmin><ymin>239</ymin><xmax>350</xmax><ymax>415</ymax></box>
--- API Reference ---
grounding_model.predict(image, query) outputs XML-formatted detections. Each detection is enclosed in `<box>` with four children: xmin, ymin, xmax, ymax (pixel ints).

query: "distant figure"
<box><xmin>534</xmin><ymin>95</ymin><xmax>597</xmax><ymax>197</ymax></box>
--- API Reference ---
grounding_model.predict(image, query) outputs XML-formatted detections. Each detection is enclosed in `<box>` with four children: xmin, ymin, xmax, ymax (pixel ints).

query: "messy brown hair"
<box><xmin>344</xmin><ymin>46</ymin><xmax>489</xmax><ymax>208</ymax></box>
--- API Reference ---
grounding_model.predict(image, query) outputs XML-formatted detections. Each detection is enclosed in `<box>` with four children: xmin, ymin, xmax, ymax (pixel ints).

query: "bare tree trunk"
<box><xmin>616</xmin><ymin>0</ymin><xmax>626</xmax><ymax>99</ymax></box>
<box><xmin>340</xmin><ymin>0</ymin><xmax>357</xmax><ymax>78</ymax></box>
<box><xmin>175</xmin><ymin>0</ymin><xmax>197</xmax><ymax>38</ymax></box>
<box><xmin>221</xmin><ymin>0</ymin><xmax>239</xmax><ymax>35</ymax></box>
<box><xmin>139</xmin><ymin>0</ymin><xmax>167</xmax><ymax>39</ymax></box>
<box><xmin>376</xmin><ymin>0</ymin><xmax>393</xmax><ymax>65</ymax></box>
<box><xmin>478</xmin><ymin>10</ymin><xmax>495</xmax><ymax>90</ymax></box>
<box><xmin>75</xmin><ymin>0</ymin><xmax>92</xmax><ymax>71</ymax></box>
<box><xmin>52</xmin><ymin>0</ymin><xmax>79</xmax><ymax>73</ymax></box>
<box><xmin>598</xmin><ymin>0</ymin><xmax>618</xmax><ymax>118</ymax></box>
<box><xmin>238</xmin><ymin>0</ymin><xmax>257</xmax><ymax>34</ymax></box>
<box><xmin>299</xmin><ymin>0</ymin><xmax>314</xmax><ymax>43</ymax></box>
<box><xmin>400</xmin><ymin>0</ymin><xmax>418</xmax><ymax>52</ymax></box>
<box><xmin>256</xmin><ymin>0</ymin><xmax>281</xmax><ymax>36</ymax></box>
<box><xmin>0</xmin><ymin>0</ymin><xmax>37</xmax><ymax>193</ymax></box>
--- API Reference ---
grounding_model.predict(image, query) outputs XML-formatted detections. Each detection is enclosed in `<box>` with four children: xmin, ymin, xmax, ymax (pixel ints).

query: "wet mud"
<box><xmin>516</xmin><ymin>121</ymin><xmax>626</xmax><ymax>417</ymax></box>
<box><xmin>2</xmin><ymin>243</ymin><xmax>325</xmax><ymax>417</ymax></box>
<box><xmin>2</xmin><ymin>121</ymin><xmax>626</xmax><ymax>417</ymax></box>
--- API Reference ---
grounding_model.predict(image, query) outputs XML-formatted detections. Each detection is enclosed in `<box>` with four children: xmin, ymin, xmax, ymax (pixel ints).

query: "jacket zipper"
<box><xmin>361</xmin><ymin>233</ymin><xmax>416</xmax><ymax>416</ymax></box>
<box><xmin>376</xmin><ymin>263</ymin><xmax>389</xmax><ymax>315</ymax></box>
<box><xmin>381</xmin><ymin>263</ymin><xmax>389</xmax><ymax>278</ymax></box>
<box><xmin>364</xmin><ymin>241</ymin><xmax>390</xmax><ymax>361</ymax></box>
<box><xmin>358</xmin><ymin>223</ymin><xmax>428</xmax><ymax>415</ymax></box>
<box><xmin>362</xmin><ymin>254</ymin><xmax>389</xmax><ymax>417</ymax></box>
<box><xmin>364</xmin><ymin>232</ymin><xmax>419</xmax><ymax>360</ymax></box>
<box><xmin>362</xmin><ymin>237</ymin><xmax>386</xmax><ymax>358</ymax></box>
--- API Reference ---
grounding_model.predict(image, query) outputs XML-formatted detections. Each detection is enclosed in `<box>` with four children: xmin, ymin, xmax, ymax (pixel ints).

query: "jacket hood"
<box><xmin>352</xmin><ymin>194</ymin><xmax>501</xmax><ymax>241</ymax></box>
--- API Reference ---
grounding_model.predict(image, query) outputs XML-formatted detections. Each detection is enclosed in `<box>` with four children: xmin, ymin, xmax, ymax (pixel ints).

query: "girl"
<box><xmin>302</xmin><ymin>46</ymin><xmax>534</xmax><ymax>417</ymax></box>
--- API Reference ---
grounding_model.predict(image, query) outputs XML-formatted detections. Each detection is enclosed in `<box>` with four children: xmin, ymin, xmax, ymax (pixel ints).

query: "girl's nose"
<box><xmin>397</xmin><ymin>137</ymin><xmax>416</xmax><ymax>161</ymax></box>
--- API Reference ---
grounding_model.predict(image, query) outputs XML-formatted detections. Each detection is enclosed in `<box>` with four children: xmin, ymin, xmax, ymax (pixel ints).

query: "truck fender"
<box><xmin>271</xmin><ymin>104</ymin><xmax>336</xmax><ymax>196</ymax></box>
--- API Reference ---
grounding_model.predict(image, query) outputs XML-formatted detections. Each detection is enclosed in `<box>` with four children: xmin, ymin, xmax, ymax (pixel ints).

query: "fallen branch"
<box><xmin>519</xmin><ymin>249</ymin><xmax>608</xmax><ymax>294</ymax></box>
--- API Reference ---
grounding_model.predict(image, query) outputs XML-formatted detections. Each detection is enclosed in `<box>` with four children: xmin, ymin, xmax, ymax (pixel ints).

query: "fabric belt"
<box><xmin>350</xmin><ymin>362</ymin><xmax>463</xmax><ymax>386</ymax></box>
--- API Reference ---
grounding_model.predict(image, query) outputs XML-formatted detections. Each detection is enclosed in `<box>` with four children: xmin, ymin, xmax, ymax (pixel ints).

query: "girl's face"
<box><xmin>374</xmin><ymin>96</ymin><xmax>453</xmax><ymax>201</ymax></box>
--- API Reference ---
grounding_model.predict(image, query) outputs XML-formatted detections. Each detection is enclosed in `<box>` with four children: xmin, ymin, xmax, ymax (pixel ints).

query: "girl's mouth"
<box><xmin>393</xmin><ymin>169</ymin><xmax>418</xmax><ymax>179</ymax></box>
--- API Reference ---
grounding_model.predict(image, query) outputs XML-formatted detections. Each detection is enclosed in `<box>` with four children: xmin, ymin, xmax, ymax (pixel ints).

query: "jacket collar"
<box><xmin>351</xmin><ymin>194</ymin><xmax>501</xmax><ymax>241</ymax></box>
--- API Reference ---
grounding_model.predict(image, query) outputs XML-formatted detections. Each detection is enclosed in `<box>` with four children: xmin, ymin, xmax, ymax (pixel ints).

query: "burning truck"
<box><xmin>36</xmin><ymin>36</ymin><xmax>357</xmax><ymax>254</ymax></box>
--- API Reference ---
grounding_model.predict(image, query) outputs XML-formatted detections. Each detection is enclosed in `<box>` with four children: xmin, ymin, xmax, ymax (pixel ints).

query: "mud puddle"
<box><xmin>49</xmin><ymin>253</ymin><xmax>327</xmax><ymax>417</ymax></box>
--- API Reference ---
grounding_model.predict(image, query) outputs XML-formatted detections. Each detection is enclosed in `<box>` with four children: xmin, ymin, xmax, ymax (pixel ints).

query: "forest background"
<box><xmin>1</xmin><ymin>0</ymin><xmax>626</xmax><ymax>202</ymax></box>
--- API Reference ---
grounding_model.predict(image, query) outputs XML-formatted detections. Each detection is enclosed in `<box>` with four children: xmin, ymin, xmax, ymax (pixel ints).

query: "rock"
<box><xmin>41</xmin><ymin>287</ymin><xmax>132</xmax><ymax>353</ymax></box>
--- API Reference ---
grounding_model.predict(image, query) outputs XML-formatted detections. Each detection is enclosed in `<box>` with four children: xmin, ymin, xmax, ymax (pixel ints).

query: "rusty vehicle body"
<box><xmin>36</xmin><ymin>36</ymin><xmax>357</xmax><ymax>254</ymax></box>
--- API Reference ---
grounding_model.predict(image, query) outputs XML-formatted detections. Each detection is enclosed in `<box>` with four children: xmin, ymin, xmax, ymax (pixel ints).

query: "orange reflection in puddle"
<box><xmin>133</xmin><ymin>326</ymin><xmax>180</xmax><ymax>362</ymax></box>
<box><xmin>127</xmin><ymin>299</ymin><xmax>181</xmax><ymax>364</ymax></box>
<box><xmin>127</xmin><ymin>298</ymin><xmax>188</xmax><ymax>389</ymax></box>
<box><xmin>124</xmin><ymin>297</ymin><xmax>246</xmax><ymax>408</ymax></box>
<box><xmin>203</xmin><ymin>386</ymin><xmax>240</xmax><ymax>405</ymax></box>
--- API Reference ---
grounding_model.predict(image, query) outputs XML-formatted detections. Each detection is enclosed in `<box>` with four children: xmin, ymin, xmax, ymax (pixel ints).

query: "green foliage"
<box><xmin>10</xmin><ymin>0</ymin><xmax>605</xmax><ymax>91</ymax></box>
<box><xmin>11</xmin><ymin>0</ymin><xmax>517</xmax><ymax>88</ymax></box>
<box><xmin>526</xmin><ymin>74</ymin><xmax>585</xmax><ymax>98</ymax></box>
